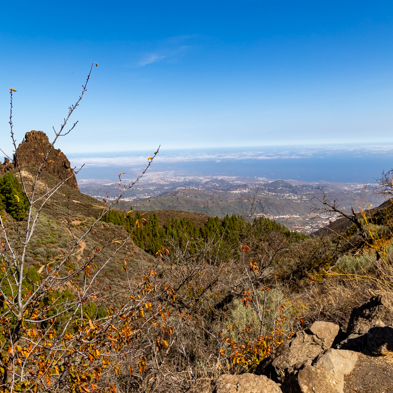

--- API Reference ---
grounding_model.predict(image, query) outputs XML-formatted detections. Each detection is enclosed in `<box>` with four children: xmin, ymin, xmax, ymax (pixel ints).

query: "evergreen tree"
<box><xmin>0</xmin><ymin>172</ymin><xmax>29</xmax><ymax>221</ymax></box>
<box><xmin>102</xmin><ymin>208</ymin><xmax>306</xmax><ymax>256</ymax></box>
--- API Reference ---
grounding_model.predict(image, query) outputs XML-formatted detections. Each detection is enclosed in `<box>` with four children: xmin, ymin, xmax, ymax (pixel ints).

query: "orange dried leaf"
<box><xmin>138</xmin><ymin>357</ymin><xmax>147</xmax><ymax>373</ymax></box>
<box><xmin>88</xmin><ymin>319</ymin><xmax>95</xmax><ymax>330</ymax></box>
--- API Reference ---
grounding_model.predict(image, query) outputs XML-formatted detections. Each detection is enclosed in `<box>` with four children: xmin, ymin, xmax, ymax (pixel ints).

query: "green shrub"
<box><xmin>0</xmin><ymin>172</ymin><xmax>29</xmax><ymax>220</ymax></box>
<box><xmin>47</xmin><ymin>248</ymin><xmax>57</xmax><ymax>257</ymax></box>
<box><xmin>59</xmin><ymin>239</ymin><xmax>69</xmax><ymax>248</ymax></box>
<box><xmin>33</xmin><ymin>247</ymin><xmax>46</xmax><ymax>257</ymax></box>
<box><xmin>26</xmin><ymin>267</ymin><xmax>41</xmax><ymax>284</ymax></box>
<box><xmin>83</xmin><ymin>302</ymin><xmax>107</xmax><ymax>320</ymax></box>
<box><xmin>228</xmin><ymin>286</ymin><xmax>295</xmax><ymax>343</ymax></box>
<box><xmin>335</xmin><ymin>252</ymin><xmax>375</xmax><ymax>274</ymax></box>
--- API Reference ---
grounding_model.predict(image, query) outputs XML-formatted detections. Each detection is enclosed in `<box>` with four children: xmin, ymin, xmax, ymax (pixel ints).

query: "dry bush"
<box><xmin>1</xmin><ymin>66</ymin><xmax>304</xmax><ymax>393</ymax></box>
<box><xmin>0</xmin><ymin>65</ymin><xmax>169</xmax><ymax>393</ymax></box>
<box><xmin>107</xmin><ymin>231</ymin><xmax>301</xmax><ymax>392</ymax></box>
<box><xmin>297</xmin><ymin>277</ymin><xmax>377</xmax><ymax>330</ymax></box>
<box><xmin>298</xmin><ymin>188</ymin><xmax>393</xmax><ymax>331</ymax></box>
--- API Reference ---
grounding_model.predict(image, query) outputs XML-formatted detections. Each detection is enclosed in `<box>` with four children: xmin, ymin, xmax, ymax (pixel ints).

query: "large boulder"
<box><xmin>256</xmin><ymin>321</ymin><xmax>339</xmax><ymax>383</ymax></box>
<box><xmin>214</xmin><ymin>374</ymin><xmax>281</xmax><ymax>393</ymax></box>
<box><xmin>296</xmin><ymin>349</ymin><xmax>358</xmax><ymax>393</ymax></box>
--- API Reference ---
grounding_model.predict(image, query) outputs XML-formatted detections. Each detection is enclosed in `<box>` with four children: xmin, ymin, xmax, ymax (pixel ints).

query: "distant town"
<box><xmin>79</xmin><ymin>172</ymin><xmax>384</xmax><ymax>234</ymax></box>
<box><xmin>255</xmin><ymin>212</ymin><xmax>342</xmax><ymax>234</ymax></box>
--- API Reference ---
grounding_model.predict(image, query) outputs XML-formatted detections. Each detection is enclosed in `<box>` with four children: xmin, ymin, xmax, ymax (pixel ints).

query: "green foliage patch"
<box><xmin>228</xmin><ymin>285</ymin><xmax>295</xmax><ymax>343</ymax></box>
<box><xmin>0</xmin><ymin>172</ymin><xmax>29</xmax><ymax>220</ymax></box>
<box><xmin>101</xmin><ymin>209</ymin><xmax>307</xmax><ymax>255</ymax></box>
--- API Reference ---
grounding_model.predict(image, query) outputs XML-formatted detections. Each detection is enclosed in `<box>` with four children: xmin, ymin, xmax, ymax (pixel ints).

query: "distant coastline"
<box><xmin>68</xmin><ymin>144</ymin><xmax>393</xmax><ymax>184</ymax></box>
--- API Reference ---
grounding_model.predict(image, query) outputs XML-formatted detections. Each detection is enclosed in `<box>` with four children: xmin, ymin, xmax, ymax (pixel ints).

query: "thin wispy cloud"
<box><xmin>69</xmin><ymin>144</ymin><xmax>393</xmax><ymax>169</ymax></box>
<box><xmin>70</xmin><ymin>151</ymin><xmax>309</xmax><ymax>168</ymax></box>
<box><xmin>138</xmin><ymin>53</ymin><xmax>166</xmax><ymax>66</ymax></box>
<box><xmin>136</xmin><ymin>35</ymin><xmax>198</xmax><ymax>67</ymax></box>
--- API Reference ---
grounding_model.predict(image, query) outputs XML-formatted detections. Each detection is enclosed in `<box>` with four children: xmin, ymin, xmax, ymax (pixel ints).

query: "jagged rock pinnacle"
<box><xmin>0</xmin><ymin>130</ymin><xmax>79</xmax><ymax>191</ymax></box>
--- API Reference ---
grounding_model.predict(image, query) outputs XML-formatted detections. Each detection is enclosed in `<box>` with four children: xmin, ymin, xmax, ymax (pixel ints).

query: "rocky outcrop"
<box><xmin>0</xmin><ymin>158</ymin><xmax>14</xmax><ymax>174</ymax></box>
<box><xmin>255</xmin><ymin>321</ymin><xmax>339</xmax><ymax>384</ymax></box>
<box><xmin>214</xmin><ymin>374</ymin><xmax>281</xmax><ymax>393</ymax></box>
<box><xmin>347</xmin><ymin>294</ymin><xmax>393</xmax><ymax>336</ymax></box>
<box><xmin>219</xmin><ymin>294</ymin><xmax>393</xmax><ymax>393</ymax></box>
<box><xmin>0</xmin><ymin>130</ymin><xmax>79</xmax><ymax>191</ymax></box>
<box><xmin>337</xmin><ymin>294</ymin><xmax>393</xmax><ymax>354</ymax></box>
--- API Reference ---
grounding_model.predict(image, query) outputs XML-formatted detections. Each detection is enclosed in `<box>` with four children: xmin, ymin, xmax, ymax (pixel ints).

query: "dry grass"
<box><xmin>297</xmin><ymin>276</ymin><xmax>379</xmax><ymax>331</ymax></box>
<box><xmin>6</xmin><ymin>167</ymin><xmax>157</xmax><ymax>300</ymax></box>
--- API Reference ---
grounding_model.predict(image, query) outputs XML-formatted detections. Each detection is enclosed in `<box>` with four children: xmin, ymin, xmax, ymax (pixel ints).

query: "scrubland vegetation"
<box><xmin>1</xmin><ymin>67</ymin><xmax>393</xmax><ymax>392</ymax></box>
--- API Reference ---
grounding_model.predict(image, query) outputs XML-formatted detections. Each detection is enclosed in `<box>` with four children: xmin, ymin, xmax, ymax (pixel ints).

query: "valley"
<box><xmin>2</xmin><ymin>130</ymin><xmax>393</xmax><ymax>393</ymax></box>
<box><xmin>79</xmin><ymin>172</ymin><xmax>386</xmax><ymax>234</ymax></box>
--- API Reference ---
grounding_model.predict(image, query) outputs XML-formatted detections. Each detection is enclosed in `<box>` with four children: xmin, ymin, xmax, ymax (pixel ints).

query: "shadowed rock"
<box><xmin>346</xmin><ymin>294</ymin><xmax>393</xmax><ymax>336</ymax></box>
<box><xmin>338</xmin><ymin>294</ymin><xmax>393</xmax><ymax>355</ymax></box>
<box><xmin>338</xmin><ymin>326</ymin><xmax>393</xmax><ymax>356</ymax></box>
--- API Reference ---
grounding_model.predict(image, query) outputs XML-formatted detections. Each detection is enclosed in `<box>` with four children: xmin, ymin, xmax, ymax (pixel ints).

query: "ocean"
<box><xmin>68</xmin><ymin>145</ymin><xmax>393</xmax><ymax>184</ymax></box>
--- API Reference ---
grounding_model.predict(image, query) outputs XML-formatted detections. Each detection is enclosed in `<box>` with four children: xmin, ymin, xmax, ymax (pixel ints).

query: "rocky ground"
<box><xmin>213</xmin><ymin>294</ymin><xmax>393</xmax><ymax>393</ymax></box>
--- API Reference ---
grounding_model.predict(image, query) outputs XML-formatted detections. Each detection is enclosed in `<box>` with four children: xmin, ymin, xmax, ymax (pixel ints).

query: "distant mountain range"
<box><xmin>79</xmin><ymin>175</ymin><xmax>386</xmax><ymax>233</ymax></box>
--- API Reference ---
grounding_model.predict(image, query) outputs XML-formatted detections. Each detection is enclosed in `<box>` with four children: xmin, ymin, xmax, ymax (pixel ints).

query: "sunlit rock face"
<box><xmin>0</xmin><ymin>130</ymin><xmax>79</xmax><ymax>191</ymax></box>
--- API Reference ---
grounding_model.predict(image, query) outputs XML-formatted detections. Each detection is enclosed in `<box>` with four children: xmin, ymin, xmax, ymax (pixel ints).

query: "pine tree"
<box><xmin>0</xmin><ymin>172</ymin><xmax>29</xmax><ymax>221</ymax></box>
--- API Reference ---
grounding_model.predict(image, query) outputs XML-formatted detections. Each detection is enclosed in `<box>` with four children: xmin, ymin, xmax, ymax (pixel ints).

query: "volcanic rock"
<box><xmin>346</xmin><ymin>294</ymin><xmax>393</xmax><ymax>336</ymax></box>
<box><xmin>296</xmin><ymin>349</ymin><xmax>358</xmax><ymax>393</ymax></box>
<box><xmin>0</xmin><ymin>130</ymin><xmax>79</xmax><ymax>191</ymax></box>
<box><xmin>256</xmin><ymin>321</ymin><xmax>339</xmax><ymax>384</ymax></box>
<box><xmin>214</xmin><ymin>374</ymin><xmax>282</xmax><ymax>393</ymax></box>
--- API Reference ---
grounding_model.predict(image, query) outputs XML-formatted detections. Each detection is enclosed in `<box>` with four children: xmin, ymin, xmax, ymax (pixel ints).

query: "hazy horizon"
<box><xmin>2</xmin><ymin>1</ymin><xmax>393</xmax><ymax>154</ymax></box>
<box><xmin>68</xmin><ymin>144</ymin><xmax>393</xmax><ymax>184</ymax></box>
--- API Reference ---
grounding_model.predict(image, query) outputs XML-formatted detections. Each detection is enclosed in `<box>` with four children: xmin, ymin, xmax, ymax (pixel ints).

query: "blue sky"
<box><xmin>1</xmin><ymin>1</ymin><xmax>393</xmax><ymax>154</ymax></box>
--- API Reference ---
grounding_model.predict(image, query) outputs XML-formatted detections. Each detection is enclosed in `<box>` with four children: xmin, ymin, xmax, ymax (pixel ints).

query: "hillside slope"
<box><xmin>5</xmin><ymin>167</ymin><xmax>155</xmax><ymax>297</ymax></box>
<box><xmin>314</xmin><ymin>198</ymin><xmax>392</xmax><ymax>237</ymax></box>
